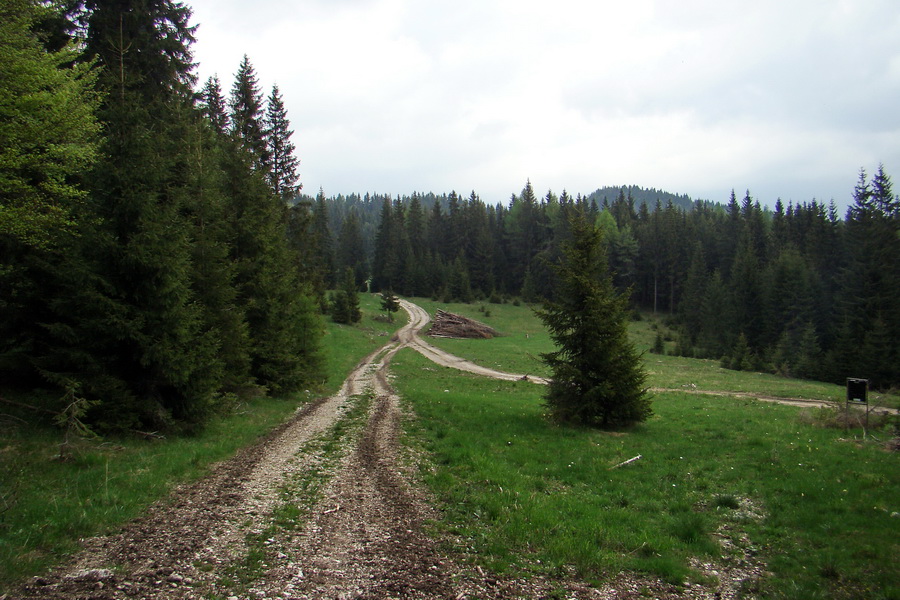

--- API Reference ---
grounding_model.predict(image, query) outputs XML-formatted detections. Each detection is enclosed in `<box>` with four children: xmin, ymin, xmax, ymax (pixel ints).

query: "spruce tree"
<box><xmin>832</xmin><ymin>166</ymin><xmax>900</xmax><ymax>388</ymax></box>
<box><xmin>229</xmin><ymin>55</ymin><xmax>269</xmax><ymax>171</ymax></box>
<box><xmin>44</xmin><ymin>0</ymin><xmax>226</xmax><ymax>428</ymax></box>
<box><xmin>200</xmin><ymin>75</ymin><xmax>229</xmax><ymax>135</ymax></box>
<box><xmin>380</xmin><ymin>290</ymin><xmax>400</xmax><ymax>322</ymax></box>
<box><xmin>336</xmin><ymin>210</ymin><xmax>367</xmax><ymax>289</ymax></box>
<box><xmin>331</xmin><ymin>267</ymin><xmax>361</xmax><ymax>324</ymax></box>
<box><xmin>0</xmin><ymin>0</ymin><xmax>101</xmax><ymax>249</ymax></box>
<box><xmin>0</xmin><ymin>0</ymin><xmax>101</xmax><ymax>392</ymax></box>
<box><xmin>264</xmin><ymin>84</ymin><xmax>300</xmax><ymax>200</ymax></box>
<box><xmin>312</xmin><ymin>189</ymin><xmax>335</xmax><ymax>288</ymax></box>
<box><xmin>536</xmin><ymin>213</ymin><xmax>650</xmax><ymax>428</ymax></box>
<box><xmin>219</xmin><ymin>128</ymin><xmax>322</xmax><ymax>394</ymax></box>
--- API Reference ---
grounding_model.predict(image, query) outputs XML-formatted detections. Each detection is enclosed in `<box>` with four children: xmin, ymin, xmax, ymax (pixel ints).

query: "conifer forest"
<box><xmin>313</xmin><ymin>173</ymin><xmax>899</xmax><ymax>394</ymax></box>
<box><xmin>2</xmin><ymin>0</ymin><xmax>899</xmax><ymax>433</ymax></box>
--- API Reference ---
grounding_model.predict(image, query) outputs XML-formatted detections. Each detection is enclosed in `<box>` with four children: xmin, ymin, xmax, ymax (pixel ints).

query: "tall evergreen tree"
<box><xmin>336</xmin><ymin>210</ymin><xmax>367</xmax><ymax>289</ymax></box>
<box><xmin>229</xmin><ymin>55</ymin><xmax>269</xmax><ymax>171</ymax></box>
<box><xmin>0</xmin><ymin>0</ymin><xmax>101</xmax><ymax>249</ymax></box>
<box><xmin>200</xmin><ymin>75</ymin><xmax>229</xmax><ymax>135</ymax></box>
<box><xmin>264</xmin><ymin>84</ymin><xmax>300</xmax><ymax>200</ymax></box>
<box><xmin>312</xmin><ymin>188</ymin><xmax>335</xmax><ymax>288</ymax></box>
<box><xmin>58</xmin><ymin>0</ymin><xmax>222</xmax><ymax>427</ymax></box>
<box><xmin>536</xmin><ymin>213</ymin><xmax>650</xmax><ymax>428</ymax></box>
<box><xmin>0</xmin><ymin>0</ymin><xmax>101</xmax><ymax>390</ymax></box>
<box><xmin>831</xmin><ymin>166</ymin><xmax>900</xmax><ymax>388</ymax></box>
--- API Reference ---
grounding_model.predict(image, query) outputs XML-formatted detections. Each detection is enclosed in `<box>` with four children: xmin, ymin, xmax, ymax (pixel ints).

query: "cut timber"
<box><xmin>427</xmin><ymin>309</ymin><xmax>499</xmax><ymax>339</ymax></box>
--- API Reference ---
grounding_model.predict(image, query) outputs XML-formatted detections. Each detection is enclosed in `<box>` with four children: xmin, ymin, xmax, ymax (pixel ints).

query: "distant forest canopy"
<box><xmin>297</xmin><ymin>184</ymin><xmax>695</xmax><ymax>244</ymax></box>
<box><xmin>297</xmin><ymin>173</ymin><xmax>900</xmax><ymax>390</ymax></box>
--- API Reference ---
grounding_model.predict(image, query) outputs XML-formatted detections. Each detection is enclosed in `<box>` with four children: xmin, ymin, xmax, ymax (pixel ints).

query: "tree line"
<box><xmin>1</xmin><ymin>0</ymin><xmax>323</xmax><ymax>431</ymax></box>
<box><xmin>4</xmin><ymin>0</ymin><xmax>897</xmax><ymax>437</ymax></box>
<box><xmin>306</xmin><ymin>174</ymin><xmax>899</xmax><ymax>390</ymax></box>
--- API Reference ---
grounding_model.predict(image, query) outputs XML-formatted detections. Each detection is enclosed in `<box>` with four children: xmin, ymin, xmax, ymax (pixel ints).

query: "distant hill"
<box><xmin>586</xmin><ymin>185</ymin><xmax>698</xmax><ymax>212</ymax></box>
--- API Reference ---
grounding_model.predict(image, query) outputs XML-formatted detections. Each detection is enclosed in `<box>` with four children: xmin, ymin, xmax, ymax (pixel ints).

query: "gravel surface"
<box><xmin>9</xmin><ymin>300</ymin><xmax>769</xmax><ymax>600</ymax></box>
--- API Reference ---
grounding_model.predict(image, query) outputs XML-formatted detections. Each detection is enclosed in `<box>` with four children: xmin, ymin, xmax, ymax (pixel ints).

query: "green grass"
<box><xmin>0</xmin><ymin>293</ymin><xmax>401</xmax><ymax>590</ymax></box>
<box><xmin>393</xmin><ymin>348</ymin><xmax>899</xmax><ymax>599</ymax></box>
<box><xmin>321</xmin><ymin>293</ymin><xmax>409</xmax><ymax>390</ymax></box>
<box><xmin>407</xmin><ymin>299</ymin><xmax>900</xmax><ymax>408</ymax></box>
<box><xmin>410</xmin><ymin>298</ymin><xmax>553</xmax><ymax>377</ymax></box>
<box><xmin>0</xmin><ymin>395</ymin><xmax>302</xmax><ymax>588</ymax></box>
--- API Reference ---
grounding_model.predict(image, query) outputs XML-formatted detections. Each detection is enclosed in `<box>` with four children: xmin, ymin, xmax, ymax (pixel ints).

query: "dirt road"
<box><xmin>12</xmin><ymin>299</ymin><xmax>779</xmax><ymax>600</ymax></box>
<box><xmin>398</xmin><ymin>300</ymin><xmax>549</xmax><ymax>384</ymax></box>
<box><xmin>10</xmin><ymin>301</ymin><xmax>593</xmax><ymax>600</ymax></box>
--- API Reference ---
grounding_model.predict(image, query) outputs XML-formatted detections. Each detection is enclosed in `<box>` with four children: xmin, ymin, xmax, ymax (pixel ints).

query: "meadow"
<box><xmin>397</xmin><ymin>298</ymin><xmax>899</xmax><ymax>599</ymax></box>
<box><xmin>411</xmin><ymin>298</ymin><xmax>900</xmax><ymax>409</ymax></box>
<box><xmin>1</xmin><ymin>295</ymin><xmax>896</xmax><ymax>600</ymax></box>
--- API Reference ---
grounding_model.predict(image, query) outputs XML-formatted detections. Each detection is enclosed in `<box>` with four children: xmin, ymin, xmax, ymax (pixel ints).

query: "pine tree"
<box><xmin>331</xmin><ymin>267</ymin><xmax>361</xmax><ymax>324</ymax></box>
<box><xmin>0</xmin><ymin>0</ymin><xmax>101</xmax><ymax>249</ymax></box>
<box><xmin>229</xmin><ymin>55</ymin><xmax>269</xmax><ymax>171</ymax></box>
<box><xmin>200</xmin><ymin>75</ymin><xmax>229</xmax><ymax>135</ymax></box>
<box><xmin>50</xmin><ymin>0</ymin><xmax>223</xmax><ymax>428</ymax></box>
<box><xmin>182</xmin><ymin>106</ymin><xmax>255</xmax><ymax>399</ymax></box>
<box><xmin>380</xmin><ymin>290</ymin><xmax>400</xmax><ymax>322</ymax></box>
<box><xmin>535</xmin><ymin>213</ymin><xmax>650</xmax><ymax>428</ymax></box>
<box><xmin>264</xmin><ymin>84</ymin><xmax>300</xmax><ymax>200</ymax></box>
<box><xmin>336</xmin><ymin>210</ymin><xmax>367</xmax><ymax>290</ymax></box>
<box><xmin>219</xmin><ymin>129</ymin><xmax>322</xmax><ymax>394</ymax></box>
<box><xmin>832</xmin><ymin>166</ymin><xmax>900</xmax><ymax>388</ymax></box>
<box><xmin>312</xmin><ymin>188</ymin><xmax>335</xmax><ymax>288</ymax></box>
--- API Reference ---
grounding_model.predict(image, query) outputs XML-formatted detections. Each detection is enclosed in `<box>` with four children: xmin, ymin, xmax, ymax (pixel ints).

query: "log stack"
<box><xmin>426</xmin><ymin>310</ymin><xmax>499</xmax><ymax>339</ymax></box>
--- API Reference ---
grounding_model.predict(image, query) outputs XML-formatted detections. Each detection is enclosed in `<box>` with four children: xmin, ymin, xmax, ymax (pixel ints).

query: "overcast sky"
<box><xmin>187</xmin><ymin>0</ymin><xmax>900</xmax><ymax>210</ymax></box>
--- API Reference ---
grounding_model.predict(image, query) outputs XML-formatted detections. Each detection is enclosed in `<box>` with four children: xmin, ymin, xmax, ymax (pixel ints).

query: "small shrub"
<box><xmin>713</xmin><ymin>494</ymin><xmax>740</xmax><ymax>510</ymax></box>
<box><xmin>670</xmin><ymin>512</ymin><xmax>706</xmax><ymax>544</ymax></box>
<box><xmin>652</xmin><ymin>331</ymin><xmax>665</xmax><ymax>355</ymax></box>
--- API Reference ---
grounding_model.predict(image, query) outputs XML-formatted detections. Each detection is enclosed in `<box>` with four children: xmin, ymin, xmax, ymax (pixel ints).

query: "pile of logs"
<box><xmin>426</xmin><ymin>310</ymin><xmax>499</xmax><ymax>339</ymax></box>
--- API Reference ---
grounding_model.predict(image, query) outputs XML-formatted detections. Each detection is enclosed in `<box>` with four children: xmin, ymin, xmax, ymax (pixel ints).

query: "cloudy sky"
<box><xmin>187</xmin><ymin>0</ymin><xmax>900</xmax><ymax>209</ymax></box>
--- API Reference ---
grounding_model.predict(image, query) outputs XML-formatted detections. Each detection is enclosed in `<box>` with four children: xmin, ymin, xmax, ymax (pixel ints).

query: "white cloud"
<box><xmin>188</xmin><ymin>0</ymin><xmax>900</xmax><ymax>208</ymax></box>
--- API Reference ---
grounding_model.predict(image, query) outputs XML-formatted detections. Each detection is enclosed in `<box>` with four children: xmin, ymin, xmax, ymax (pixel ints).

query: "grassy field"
<box><xmin>2</xmin><ymin>294</ymin><xmax>896</xmax><ymax>599</ymax></box>
<box><xmin>393</xmin><ymin>347</ymin><xmax>899</xmax><ymax>599</ymax></box>
<box><xmin>0</xmin><ymin>293</ymin><xmax>400</xmax><ymax>588</ymax></box>
<box><xmin>409</xmin><ymin>298</ymin><xmax>900</xmax><ymax>409</ymax></box>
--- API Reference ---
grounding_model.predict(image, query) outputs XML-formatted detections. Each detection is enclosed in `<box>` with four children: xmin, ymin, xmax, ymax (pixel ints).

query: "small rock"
<box><xmin>65</xmin><ymin>569</ymin><xmax>115</xmax><ymax>582</ymax></box>
<box><xmin>166</xmin><ymin>573</ymin><xmax>184</xmax><ymax>583</ymax></box>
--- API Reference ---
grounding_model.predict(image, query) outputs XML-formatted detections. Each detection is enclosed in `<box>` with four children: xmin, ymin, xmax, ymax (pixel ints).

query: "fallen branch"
<box><xmin>0</xmin><ymin>395</ymin><xmax>55</xmax><ymax>415</ymax></box>
<box><xmin>129</xmin><ymin>429</ymin><xmax>165</xmax><ymax>440</ymax></box>
<box><xmin>609</xmin><ymin>454</ymin><xmax>642</xmax><ymax>470</ymax></box>
<box><xmin>323</xmin><ymin>504</ymin><xmax>341</xmax><ymax>514</ymax></box>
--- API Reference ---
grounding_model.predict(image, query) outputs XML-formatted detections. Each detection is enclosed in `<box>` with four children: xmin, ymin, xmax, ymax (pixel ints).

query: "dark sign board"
<box><xmin>846</xmin><ymin>378</ymin><xmax>868</xmax><ymax>404</ymax></box>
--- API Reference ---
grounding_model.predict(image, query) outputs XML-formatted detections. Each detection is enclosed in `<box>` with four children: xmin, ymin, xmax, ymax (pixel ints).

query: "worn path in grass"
<box><xmin>398</xmin><ymin>299</ymin><xmax>549</xmax><ymax>384</ymax></box>
<box><xmin>403</xmin><ymin>299</ymin><xmax>895</xmax><ymax>416</ymax></box>
<box><xmin>648</xmin><ymin>387</ymin><xmax>900</xmax><ymax>415</ymax></box>
<box><xmin>11</xmin><ymin>300</ymin><xmax>599</xmax><ymax>600</ymax></box>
